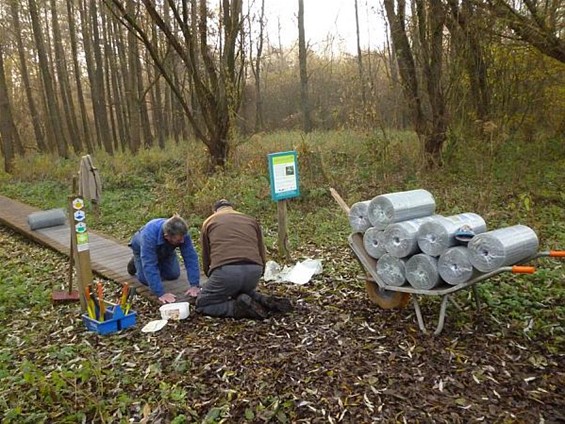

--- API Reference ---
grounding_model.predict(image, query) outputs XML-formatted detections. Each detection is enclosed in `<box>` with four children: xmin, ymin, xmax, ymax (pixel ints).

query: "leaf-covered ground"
<box><xmin>1</xmin><ymin>225</ymin><xmax>563</xmax><ymax>423</ymax></box>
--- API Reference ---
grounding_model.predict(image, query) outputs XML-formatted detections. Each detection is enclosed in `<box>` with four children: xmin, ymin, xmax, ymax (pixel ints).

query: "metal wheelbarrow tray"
<box><xmin>348</xmin><ymin>232</ymin><xmax>564</xmax><ymax>335</ymax></box>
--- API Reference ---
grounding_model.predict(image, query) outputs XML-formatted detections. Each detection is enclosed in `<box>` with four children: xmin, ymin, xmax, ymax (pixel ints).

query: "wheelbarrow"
<box><xmin>330</xmin><ymin>188</ymin><xmax>564</xmax><ymax>335</ymax></box>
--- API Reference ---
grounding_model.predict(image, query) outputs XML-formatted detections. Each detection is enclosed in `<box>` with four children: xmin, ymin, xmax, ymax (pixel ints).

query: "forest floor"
<box><xmin>1</xmin><ymin>131</ymin><xmax>564</xmax><ymax>422</ymax></box>
<box><xmin>1</xmin><ymin>225</ymin><xmax>563</xmax><ymax>423</ymax></box>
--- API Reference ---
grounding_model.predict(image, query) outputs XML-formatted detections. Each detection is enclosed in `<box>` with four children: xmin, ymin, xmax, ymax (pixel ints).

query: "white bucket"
<box><xmin>159</xmin><ymin>302</ymin><xmax>190</xmax><ymax>320</ymax></box>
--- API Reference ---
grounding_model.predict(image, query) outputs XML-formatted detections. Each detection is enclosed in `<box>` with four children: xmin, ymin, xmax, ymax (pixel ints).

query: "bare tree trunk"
<box><xmin>0</xmin><ymin>43</ymin><xmax>20</xmax><ymax>173</ymax></box>
<box><xmin>446</xmin><ymin>0</ymin><xmax>491</xmax><ymax>121</ymax></box>
<box><xmin>149</xmin><ymin>23</ymin><xmax>166</xmax><ymax>149</ymax></box>
<box><xmin>111</xmin><ymin>17</ymin><xmax>130</xmax><ymax>151</ymax></box>
<box><xmin>101</xmin><ymin>9</ymin><xmax>120</xmax><ymax>152</ymax></box>
<box><xmin>10</xmin><ymin>0</ymin><xmax>46</xmax><ymax>153</ymax></box>
<box><xmin>79</xmin><ymin>0</ymin><xmax>101</xmax><ymax>149</ymax></box>
<box><xmin>50</xmin><ymin>0</ymin><xmax>82</xmax><ymax>153</ymax></box>
<box><xmin>384</xmin><ymin>0</ymin><xmax>425</xmax><ymax>133</ymax></box>
<box><xmin>28</xmin><ymin>0</ymin><xmax>68</xmax><ymax>157</ymax></box>
<box><xmin>384</xmin><ymin>0</ymin><xmax>449</xmax><ymax>166</ymax></box>
<box><xmin>66</xmin><ymin>0</ymin><xmax>94</xmax><ymax>153</ymax></box>
<box><xmin>90</xmin><ymin>1</ymin><xmax>114</xmax><ymax>154</ymax></box>
<box><xmin>125</xmin><ymin>1</ymin><xmax>142</xmax><ymax>153</ymax></box>
<box><xmin>251</xmin><ymin>0</ymin><xmax>265</xmax><ymax>131</ymax></box>
<box><xmin>136</xmin><ymin>51</ymin><xmax>153</xmax><ymax>148</ymax></box>
<box><xmin>298</xmin><ymin>0</ymin><xmax>312</xmax><ymax>133</ymax></box>
<box><xmin>416</xmin><ymin>0</ymin><xmax>448</xmax><ymax>162</ymax></box>
<box><xmin>355</xmin><ymin>0</ymin><xmax>367</xmax><ymax>107</ymax></box>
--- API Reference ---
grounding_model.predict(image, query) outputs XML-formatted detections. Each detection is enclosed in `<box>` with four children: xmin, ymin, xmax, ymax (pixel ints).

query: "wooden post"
<box><xmin>68</xmin><ymin>176</ymin><xmax>78</xmax><ymax>295</ymax></box>
<box><xmin>68</xmin><ymin>195</ymin><xmax>93</xmax><ymax>313</ymax></box>
<box><xmin>277</xmin><ymin>199</ymin><xmax>290</xmax><ymax>260</ymax></box>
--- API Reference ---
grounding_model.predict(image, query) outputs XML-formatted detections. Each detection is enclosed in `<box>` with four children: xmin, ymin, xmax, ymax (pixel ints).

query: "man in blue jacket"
<box><xmin>127</xmin><ymin>215</ymin><xmax>201</xmax><ymax>303</ymax></box>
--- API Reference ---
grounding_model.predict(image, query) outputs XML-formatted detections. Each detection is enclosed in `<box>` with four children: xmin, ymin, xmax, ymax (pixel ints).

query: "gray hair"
<box><xmin>163</xmin><ymin>215</ymin><xmax>188</xmax><ymax>236</ymax></box>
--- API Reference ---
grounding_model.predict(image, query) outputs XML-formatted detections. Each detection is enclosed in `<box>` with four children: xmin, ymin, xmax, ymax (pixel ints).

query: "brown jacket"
<box><xmin>200</xmin><ymin>208</ymin><xmax>266</xmax><ymax>276</ymax></box>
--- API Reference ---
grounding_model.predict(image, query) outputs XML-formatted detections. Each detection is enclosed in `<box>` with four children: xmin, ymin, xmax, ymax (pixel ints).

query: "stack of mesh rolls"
<box><xmin>347</xmin><ymin>190</ymin><xmax>539</xmax><ymax>290</ymax></box>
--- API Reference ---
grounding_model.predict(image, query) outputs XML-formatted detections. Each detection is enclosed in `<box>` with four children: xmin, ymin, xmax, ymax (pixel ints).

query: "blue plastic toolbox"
<box><xmin>82</xmin><ymin>304</ymin><xmax>137</xmax><ymax>335</ymax></box>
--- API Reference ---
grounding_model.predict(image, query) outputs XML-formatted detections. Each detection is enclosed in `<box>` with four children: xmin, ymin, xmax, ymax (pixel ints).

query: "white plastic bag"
<box><xmin>264</xmin><ymin>259</ymin><xmax>323</xmax><ymax>285</ymax></box>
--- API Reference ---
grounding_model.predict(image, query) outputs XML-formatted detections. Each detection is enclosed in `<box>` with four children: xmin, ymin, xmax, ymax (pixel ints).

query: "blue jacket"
<box><xmin>130</xmin><ymin>218</ymin><xmax>200</xmax><ymax>296</ymax></box>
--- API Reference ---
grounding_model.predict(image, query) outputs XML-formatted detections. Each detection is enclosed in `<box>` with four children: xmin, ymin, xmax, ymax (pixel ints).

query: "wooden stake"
<box><xmin>277</xmin><ymin>199</ymin><xmax>290</xmax><ymax>260</ymax></box>
<box><xmin>68</xmin><ymin>195</ymin><xmax>93</xmax><ymax>313</ymax></box>
<box><xmin>68</xmin><ymin>176</ymin><xmax>78</xmax><ymax>295</ymax></box>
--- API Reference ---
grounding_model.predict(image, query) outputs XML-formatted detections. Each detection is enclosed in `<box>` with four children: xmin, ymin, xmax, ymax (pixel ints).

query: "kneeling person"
<box><xmin>196</xmin><ymin>199</ymin><xmax>292</xmax><ymax>319</ymax></box>
<box><xmin>128</xmin><ymin>214</ymin><xmax>201</xmax><ymax>303</ymax></box>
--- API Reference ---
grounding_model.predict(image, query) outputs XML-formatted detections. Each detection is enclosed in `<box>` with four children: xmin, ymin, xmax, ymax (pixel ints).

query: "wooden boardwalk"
<box><xmin>0</xmin><ymin>195</ymin><xmax>202</xmax><ymax>304</ymax></box>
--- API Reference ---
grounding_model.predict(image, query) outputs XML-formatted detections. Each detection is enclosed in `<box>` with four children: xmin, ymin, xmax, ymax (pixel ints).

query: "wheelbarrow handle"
<box><xmin>512</xmin><ymin>265</ymin><xmax>536</xmax><ymax>274</ymax></box>
<box><xmin>330</xmin><ymin>187</ymin><xmax>351</xmax><ymax>215</ymax></box>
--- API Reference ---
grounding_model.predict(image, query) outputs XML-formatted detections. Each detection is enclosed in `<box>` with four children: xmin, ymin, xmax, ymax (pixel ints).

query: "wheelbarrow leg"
<box><xmin>412</xmin><ymin>296</ymin><xmax>427</xmax><ymax>334</ymax></box>
<box><xmin>433</xmin><ymin>295</ymin><xmax>450</xmax><ymax>336</ymax></box>
<box><xmin>413</xmin><ymin>295</ymin><xmax>451</xmax><ymax>335</ymax></box>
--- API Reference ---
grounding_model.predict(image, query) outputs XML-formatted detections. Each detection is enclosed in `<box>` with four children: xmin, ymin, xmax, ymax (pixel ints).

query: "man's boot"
<box><xmin>234</xmin><ymin>294</ymin><xmax>269</xmax><ymax>320</ymax></box>
<box><xmin>127</xmin><ymin>257</ymin><xmax>136</xmax><ymax>276</ymax></box>
<box><xmin>252</xmin><ymin>293</ymin><xmax>293</xmax><ymax>314</ymax></box>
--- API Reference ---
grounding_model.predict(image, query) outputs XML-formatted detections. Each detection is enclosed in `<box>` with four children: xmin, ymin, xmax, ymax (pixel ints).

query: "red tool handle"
<box><xmin>512</xmin><ymin>266</ymin><xmax>536</xmax><ymax>274</ymax></box>
<box><xmin>549</xmin><ymin>250</ymin><xmax>565</xmax><ymax>258</ymax></box>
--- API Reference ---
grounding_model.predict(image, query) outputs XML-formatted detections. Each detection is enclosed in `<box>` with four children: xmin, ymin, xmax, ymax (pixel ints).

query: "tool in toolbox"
<box><xmin>330</xmin><ymin>188</ymin><xmax>564</xmax><ymax>335</ymax></box>
<box><xmin>81</xmin><ymin>281</ymin><xmax>137</xmax><ymax>335</ymax></box>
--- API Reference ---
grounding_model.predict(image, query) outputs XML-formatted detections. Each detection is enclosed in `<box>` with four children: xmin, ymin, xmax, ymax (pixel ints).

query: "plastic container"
<box><xmin>159</xmin><ymin>302</ymin><xmax>190</xmax><ymax>320</ymax></box>
<box><xmin>82</xmin><ymin>304</ymin><xmax>137</xmax><ymax>335</ymax></box>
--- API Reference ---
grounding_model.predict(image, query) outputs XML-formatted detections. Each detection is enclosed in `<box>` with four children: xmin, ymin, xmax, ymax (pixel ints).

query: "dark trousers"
<box><xmin>196</xmin><ymin>263</ymin><xmax>263</xmax><ymax>317</ymax></box>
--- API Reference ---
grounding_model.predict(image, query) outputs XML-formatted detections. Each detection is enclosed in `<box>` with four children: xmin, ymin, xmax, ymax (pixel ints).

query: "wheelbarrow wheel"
<box><xmin>365</xmin><ymin>277</ymin><xmax>411</xmax><ymax>309</ymax></box>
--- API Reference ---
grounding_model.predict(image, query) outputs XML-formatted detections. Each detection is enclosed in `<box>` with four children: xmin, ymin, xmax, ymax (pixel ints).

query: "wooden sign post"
<box><xmin>277</xmin><ymin>199</ymin><xmax>290</xmax><ymax>260</ymax></box>
<box><xmin>267</xmin><ymin>151</ymin><xmax>300</xmax><ymax>260</ymax></box>
<box><xmin>68</xmin><ymin>194</ymin><xmax>94</xmax><ymax>313</ymax></box>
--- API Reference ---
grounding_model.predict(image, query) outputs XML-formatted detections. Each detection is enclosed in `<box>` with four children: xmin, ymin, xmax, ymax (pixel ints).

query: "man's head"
<box><xmin>163</xmin><ymin>214</ymin><xmax>188</xmax><ymax>246</ymax></box>
<box><xmin>213</xmin><ymin>199</ymin><xmax>233</xmax><ymax>213</ymax></box>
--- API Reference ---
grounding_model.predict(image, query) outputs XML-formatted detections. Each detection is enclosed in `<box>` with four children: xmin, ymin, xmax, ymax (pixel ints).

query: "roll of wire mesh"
<box><xmin>363</xmin><ymin>227</ymin><xmax>387</xmax><ymax>259</ymax></box>
<box><xmin>27</xmin><ymin>208</ymin><xmax>67</xmax><ymax>230</ymax></box>
<box><xmin>405</xmin><ymin>253</ymin><xmax>442</xmax><ymax>290</ymax></box>
<box><xmin>376</xmin><ymin>253</ymin><xmax>407</xmax><ymax>287</ymax></box>
<box><xmin>383</xmin><ymin>215</ymin><xmax>439</xmax><ymax>258</ymax></box>
<box><xmin>468</xmin><ymin>225</ymin><xmax>539</xmax><ymax>272</ymax></box>
<box><xmin>417</xmin><ymin>213</ymin><xmax>487</xmax><ymax>256</ymax></box>
<box><xmin>438</xmin><ymin>246</ymin><xmax>479</xmax><ymax>285</ymax></box>
<box><xmin>348</xmin><ymin>200</ymin><xmax>372</xmax><ymax>233</ymax></box>
<box><xmin>367</xmin><ymin>189</ymin><xmax>436</xmax><ymax>230</ymax></box>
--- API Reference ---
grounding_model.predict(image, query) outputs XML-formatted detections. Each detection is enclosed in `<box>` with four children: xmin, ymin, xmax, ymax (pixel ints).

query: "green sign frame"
<box><xmin>267</xmin><ymin>151</ymin><xmax>300</xmax><ymax>201</ymax></box>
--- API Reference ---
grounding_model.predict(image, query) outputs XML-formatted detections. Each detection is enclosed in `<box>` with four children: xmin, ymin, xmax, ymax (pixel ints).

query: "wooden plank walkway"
<box><xmin>0</xmin><ymin>195</ymin><xmax>203</xmax><ymax>304</ymax></box>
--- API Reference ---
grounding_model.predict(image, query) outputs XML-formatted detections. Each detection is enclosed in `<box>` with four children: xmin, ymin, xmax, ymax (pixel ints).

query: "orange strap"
<box><xmin>512</xmin><ymin>266</ymin><xmax>536</xmax><ymax>274</ymax></box>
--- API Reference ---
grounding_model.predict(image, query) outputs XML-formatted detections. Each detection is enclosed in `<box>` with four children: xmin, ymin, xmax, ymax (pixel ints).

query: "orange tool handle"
<box><xmin>84</xmin><ymin>286</ymin><xmax>96</xmax><ymax>319</ymax></box>
<box><xmin>549</xmin><ymin>250</ymin><xmax>565</xmax><ymax>258</ymax></box>
<box><xmin>512</xmin><ymin>266</ymin><xmax>536</xmax><ymax>274</ymax></box>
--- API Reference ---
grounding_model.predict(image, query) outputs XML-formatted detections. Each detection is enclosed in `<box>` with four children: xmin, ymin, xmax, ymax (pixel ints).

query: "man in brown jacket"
<box><xmin>195</xmin><ymin>199</ymin><xmax>292</xmax><ymax>319</ymax></box>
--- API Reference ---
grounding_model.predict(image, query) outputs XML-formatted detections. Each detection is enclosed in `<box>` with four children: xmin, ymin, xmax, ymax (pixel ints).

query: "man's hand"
<box><xmin>185</xmin><ymin>286</ymin><xmax>201</xmax><ymax>297</ymax></box>
<box><xmin>159</xmin><ymin>293</ymin><xmax>177</xmax><ymax>303</ymax></box>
